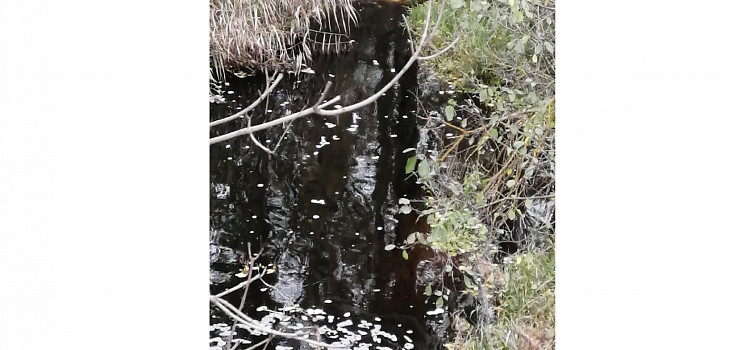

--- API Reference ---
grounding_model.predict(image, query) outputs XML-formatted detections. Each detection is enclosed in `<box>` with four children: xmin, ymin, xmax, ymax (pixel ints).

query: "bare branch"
<box><xmin>401</xmin><ymin>14</ymin><xmax>416</xmax><ymax>54</ymax></box>
<box><xmin>225</xmin><ymin>242</ymin><xmax>261</xmax><ymax>350</ymax></box>
<box><xmin>210</xmin><ymin>296</ymin><xmax>351</xmax><ymax>349</ymax></box>
<box><xmin>250</xmin><ymin>132</ymin><xmax>275</xmax><ymax>155</ymax></box>
<box><xmin>313</xmin><ymin>81</ymin><xmax>334</xmax><ymax>113</ymax></box>
<box><xmin>209</xmin><ymin>96</ymin><xmax>341</xmax><ymax>145</ymax></box>
<box><xmin>314</xmin><ymin>0</ymin><xmax>434</xmax><ymax>117</ymax></box>
<box><xmin>419</xmin><ymin>35</ymin><xmax>460</xmax><ymax>61</ymax></box>
<box><xmin>210</xmin><ymin>1</ymin><xmax>457</xmax><ymax>148</ymax></box>
<box><xmin>215</xmin><ymin>266</ymin><xmax>267</xmax><ymax>298</ymax></box>
<box><xmin>210</xmin><ymin>72</ymin><xmax>284</xmax><ymax>127</ymax></box>
<box><xmin>425</xmin><ymin>0</ymin><xmax>445</xmax><ymax>44</ymax></box>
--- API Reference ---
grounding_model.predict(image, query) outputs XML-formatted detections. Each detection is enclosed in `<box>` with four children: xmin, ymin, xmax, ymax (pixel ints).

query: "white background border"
<box><xmin>1</xmin><ymin>1</ymin><xmax>749</xmax><ymax>349</ymax></box>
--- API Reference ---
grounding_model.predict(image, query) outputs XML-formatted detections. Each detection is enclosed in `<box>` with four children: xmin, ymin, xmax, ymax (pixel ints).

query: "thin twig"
<box><xmin>402</xmin><ymin>14</ymin><xmax>416</xmax><ymax>54</ymax></box>
<box><xmin>419</xmin><ymin>35</ymin><xmax>460</xmax><ymax>61</ymax></box>
<box><xmin>480</xmin><ymin>194</ymin><xmax>556</xmax><ymax>209</ymax></box>
<box><xmin>315</xmin><ymin>0</ymin><xmax>435</xmax><ymax>117</ymax></box>
<box><xmin>210</xmin><ymin>296</ymin><xmax>350</xmax><ymax>349</ymax></box>
<box><xmin>211</xmin><ymin>1</ymin><xmax>458</xmax><ymax>146</ymax></box>
<box><xmin>210</xmin><ymin>96</ymin><xmax>341</xmax><ymax>144</ymax></box>
<box><xmin>225</xmin><ymin>243</ymin><xmax>259</xmax><ymax>350</ymax></box>
<box><xmin>210</xmin><ymin>73</ymin><xmax>284</xmax><ymax>127</ymax></box>
<box><xmin>250</xmin><ymin>132</ymin><xmax>275</xmax><ymax>155</ymax></box>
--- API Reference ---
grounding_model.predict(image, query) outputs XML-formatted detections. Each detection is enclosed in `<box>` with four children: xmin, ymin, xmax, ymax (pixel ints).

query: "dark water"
<box><xmin>209</xmin><ymin>3</ymin><xmax>456</xmax><ymax>349</ymax></box>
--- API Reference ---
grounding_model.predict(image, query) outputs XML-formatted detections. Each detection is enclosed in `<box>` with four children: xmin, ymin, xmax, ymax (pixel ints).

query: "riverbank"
<box><xmin>406</xmin><ymin>0</ymin><xmax>556</xmax><ymax>348</ymax></box>
<box><xmin>210</xmin><ymin>0</ymin><xmax>357</xmax><ymax>72</ymax></box>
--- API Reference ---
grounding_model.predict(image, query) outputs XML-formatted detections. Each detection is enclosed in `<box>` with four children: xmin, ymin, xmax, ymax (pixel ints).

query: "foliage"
<box><xmin>408</xmin><ymin>0</ymin><xmax>555</xmax><ymax>97</ymax></box>
<box><xmin>447</xmin><ymin>247</ymin><xmax>555</xmax><ymax>350</ymax></box>
<box><xmin>404</xmin><ymin>0</ymin><xmax>555</xmax><ymax>348</ymax></box>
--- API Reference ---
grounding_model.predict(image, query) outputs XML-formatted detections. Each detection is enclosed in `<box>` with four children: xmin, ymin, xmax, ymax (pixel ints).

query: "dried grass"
<box><xmin>210</xmin><ymin>0</ymin><xmax>358</xmax><ymax>73</ymax></box>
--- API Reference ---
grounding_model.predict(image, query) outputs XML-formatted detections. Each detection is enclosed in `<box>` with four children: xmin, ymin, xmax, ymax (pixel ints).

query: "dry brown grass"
<box><xmin>210</xmin><ymin>0</ymin><xmax>358</xmax><ymax>72</ymax></box>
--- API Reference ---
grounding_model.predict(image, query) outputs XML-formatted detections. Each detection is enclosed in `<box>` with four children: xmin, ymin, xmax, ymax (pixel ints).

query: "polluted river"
<box><xmin>210</xmin><ymin>3</ymin><xmax>463</xmax><ymax>349</ymax></box>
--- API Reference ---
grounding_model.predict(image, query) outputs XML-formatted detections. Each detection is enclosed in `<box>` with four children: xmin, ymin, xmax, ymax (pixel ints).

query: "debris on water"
<box><xmin>337</xmin><ymin>320</ymin><xmax>353</xmax><ymax>328</ymax></box>
<box><xmin>300</xmin><ymin>67</ymin><xmax>315</xmax><ymax>74</ymax></box>
<box><xmin>257</xmin><ymin>184</ymin><xmax>264</xmax><ymax>188</ymax></box>
<box><xmin>311</xmin><ymin>199</ymin><xmax>326</xmax><ymax>205</ymax></box>
<box><xmin>426</xmin><ymin>307</ymin><xmax>445</xmax><ymax>315</ymax></box>
<box><xmin>373</xmin><ymin>60</ymin><xmax>379</xmax><ymax>66</ymax></box>
<box><xmin>313</xmin><ymin>215</ymin><xmax>320</xmax><ymax>219</ymax></box>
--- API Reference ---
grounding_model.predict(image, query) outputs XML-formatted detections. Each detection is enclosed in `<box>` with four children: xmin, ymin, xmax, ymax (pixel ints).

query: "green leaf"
<box><xmin>490</xmin><ymin>128</ymin><xmax>499</xmax><ymax>140</ymax></box>
<box><xmin>402</xmin><ymin>250</ymin><xmax>409</xmax><ymax>260</ymax></box>
<box><xmin>506</xmin><ymin>179</ymin><xmax>516</xmax><ymax>188</ymax></box>
<box><xmin>385</xmin><ymin>244</ymin><xmax>396</xmax><ymax>251</ymax></box>
<box><xmin>479</xmin><ymin>89</ymin><xmax>487</xmax><ymax>102</ymax></box>
<box><xmin>513</xmin><ymin>140</ymin><xmax>525</xmax><ymax>149</ymax></box>
<box><xmin>478</xmin><ymin>135</ymin><xmax>488</xmax><ymax>147</ymax></box>
<box><xmin>464</xmin><ymin>275</ymin><xmax>473</xmax><ymax>289</ymax></box>
<box><xmin>445</xmin><ymin>105</ymin><xmax>454</xmax><ymax>121</ymax></box>
<box><xmin>525</xmin><ymin>199</ymin><xmax>533</xmax><ymax>208</ymax></box>
<box><xmin>407</xmin><ymin>232</ymin><xmax>416</xmax><ymax>244</ymax></box>
<box><xmin>405</xmin><ymin>156</ymin><xmax>417</xmax><ymax>173</ymax></box>
<box><xmin>508</xmin><ymin>209</ymin><xmax>516</xmax><ymax>220</ymax></box>
<box><xmin>532</xmin><ymin>54</ymin><xmax>538</xmax><ymax>63</ymax></box>
<box><xmin>418</xmin><ymin>160</ymin><xmax>430</xmax><ymax>178</ymax></box>
<box><xmin>545</xmin><ymin>41</ymin><xmax>554</xmax><ymax>54</ymax></box>
<box><xmin>435</xmin><ymin>296</ymin><xmax>444</xmax><ymax>308</ymax></box>
<box><xmin>425</xmin><ymin>284</ymin><xmax>432</xmax><ymax>296</ymax></box>
<box><xmin>398</xmin><ymin>198</ymin><xmax>410</xmax><ymax>205</ymax></box>
<box><xmin>450</xmin><ymin>0</ymin><xmax>464</xmax><ymax>9</ymax></box>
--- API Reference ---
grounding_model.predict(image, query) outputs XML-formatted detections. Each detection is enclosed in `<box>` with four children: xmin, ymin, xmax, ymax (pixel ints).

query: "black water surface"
<box><xmin>209</xmin><ymin>4</ymin><xmax>451</xmax><ymax>349</ymax></box>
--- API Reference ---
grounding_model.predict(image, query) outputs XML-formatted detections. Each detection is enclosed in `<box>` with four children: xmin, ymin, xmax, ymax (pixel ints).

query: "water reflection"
<box><xmin>210</xmin><ymin>3</ymin><xmax>449</xmax><ymax>350</ymax></box>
